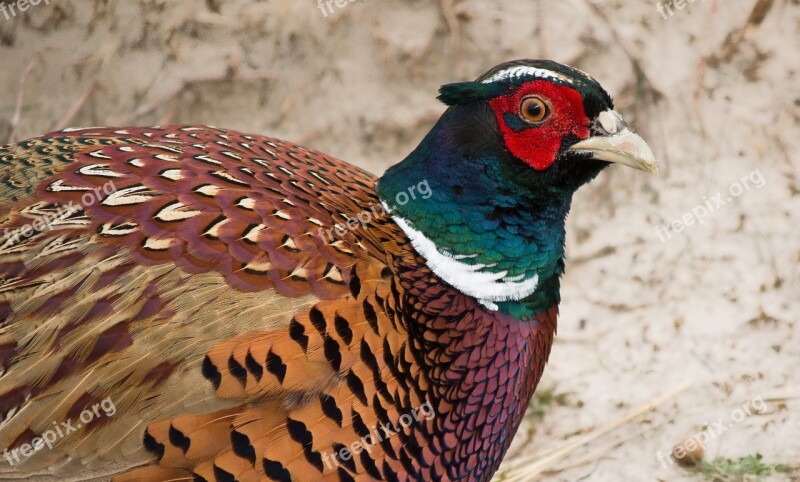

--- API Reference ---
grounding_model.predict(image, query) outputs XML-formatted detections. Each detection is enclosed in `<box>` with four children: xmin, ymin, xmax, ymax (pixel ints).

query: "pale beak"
<box><xmin>567</xmin><ymin>109</ymin><xmax>659</xmax><ymax>175</ymax></box>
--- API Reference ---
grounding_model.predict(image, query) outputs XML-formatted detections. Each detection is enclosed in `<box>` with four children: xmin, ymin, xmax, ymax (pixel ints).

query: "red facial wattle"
<box><xmin>488</xmin><ymin>80</ymin><xmax>591</xmax><ymax>170</ymax></box>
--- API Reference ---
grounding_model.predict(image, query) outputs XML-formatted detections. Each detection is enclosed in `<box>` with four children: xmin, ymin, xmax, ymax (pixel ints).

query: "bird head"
<box><xmin>435</xmin><ymin>59</ymin><xmax>658</xmax><ymax>191</ymax></box>
<box><xmin>378</xmin><ymin>59</ymin><xmax>658</xmax><ymax>316</ymax></box>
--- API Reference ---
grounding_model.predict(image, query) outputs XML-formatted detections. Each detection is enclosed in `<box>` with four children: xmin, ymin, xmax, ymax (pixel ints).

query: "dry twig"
<box><xmin>7</xmin><ymin>55</ymin><xmax>41</xmax><ymax>143</ymax></box>
<box><xmin>127</xmin><ymin>62</ymin><xmax>275</xmax><ymax>124</ymax></box>
<box><xmin>495</xmin><ymin>382</ymin><xmax>693</xmax><ymax>481</ymax></box>
<box><xmin>52</xmin><ymin>82</ymin><xmax>97</xmax><ymax>131</ymax></box>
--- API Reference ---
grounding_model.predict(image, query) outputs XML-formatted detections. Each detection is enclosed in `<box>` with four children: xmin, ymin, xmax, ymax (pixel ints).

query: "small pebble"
<box><xmin>671</xmin><ymin>437</ymin><xmax>705</xmax><ymax>467</ymax></box>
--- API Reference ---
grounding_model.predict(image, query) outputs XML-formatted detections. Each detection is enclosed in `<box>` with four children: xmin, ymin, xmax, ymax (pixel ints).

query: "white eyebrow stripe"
<box><xmin>481</xmin><ymin>66</ymin><xmax>574</xmax><ymax>85</ymax></box>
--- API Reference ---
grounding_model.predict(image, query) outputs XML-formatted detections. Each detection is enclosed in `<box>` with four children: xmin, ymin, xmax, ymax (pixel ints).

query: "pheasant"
<box><xmin>0</xmin><ymin>60</ymin><xmax>657</xmax><ymax>482</ymax></box>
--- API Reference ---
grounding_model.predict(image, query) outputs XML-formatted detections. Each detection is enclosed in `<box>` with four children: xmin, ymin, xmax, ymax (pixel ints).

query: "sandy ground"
<box><xmin>0</xmin><ymin>0</ymin><xmax>798</xmax><ymax>481</ymax></box>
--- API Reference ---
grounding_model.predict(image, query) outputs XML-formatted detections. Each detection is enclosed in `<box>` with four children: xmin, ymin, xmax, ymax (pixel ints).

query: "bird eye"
<box><xmin>519</xmin><ymin>96</ymin><xmax>550</xmax><ymax>124</ymax></box>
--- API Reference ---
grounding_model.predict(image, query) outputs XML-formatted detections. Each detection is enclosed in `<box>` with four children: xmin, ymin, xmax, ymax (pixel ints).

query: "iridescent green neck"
<box><xmin>378</xmin><ymin>107</ymin><xmax>580</xmax><ymax>319</ymax></box>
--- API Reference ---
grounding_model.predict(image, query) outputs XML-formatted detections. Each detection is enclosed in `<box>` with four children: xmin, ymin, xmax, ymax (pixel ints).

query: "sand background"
<box><xmin>0</xmin><ymin>0</ymin><xmax>798</xmax><ymax>480</ymax></box>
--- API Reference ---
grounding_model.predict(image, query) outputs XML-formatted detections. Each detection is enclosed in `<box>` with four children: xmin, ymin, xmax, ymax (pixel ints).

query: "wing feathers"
<box><xmin>0</xmin><ymin>126</ymin><xmax>414</xmax><ymax>480</ymax></box>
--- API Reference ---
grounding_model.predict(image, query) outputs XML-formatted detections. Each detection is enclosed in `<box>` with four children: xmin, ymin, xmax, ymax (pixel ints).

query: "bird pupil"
<box><xmin>528</xmin><ymin>104</ymin><xmax>541</xmax><ymax>116</ymax></box>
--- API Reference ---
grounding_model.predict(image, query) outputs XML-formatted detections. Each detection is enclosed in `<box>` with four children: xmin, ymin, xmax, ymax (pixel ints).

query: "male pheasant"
<box><xmin>0</xmin><ymin>60</ymin><xmax>657</xmax><ymax>481</ymax></box>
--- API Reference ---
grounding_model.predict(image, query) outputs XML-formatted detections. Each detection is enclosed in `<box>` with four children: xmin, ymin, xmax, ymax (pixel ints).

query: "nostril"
<box><xmin>597</xmin><ymin>110</ymin><xmax>627</xmax><ymax>135</ymax></box>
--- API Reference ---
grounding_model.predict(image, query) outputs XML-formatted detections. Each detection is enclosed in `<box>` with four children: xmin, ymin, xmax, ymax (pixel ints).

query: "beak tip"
<box><xmin>639</xmin><ymin>157</ymin><xmax>660</xmax><ymax>176</ymax></box>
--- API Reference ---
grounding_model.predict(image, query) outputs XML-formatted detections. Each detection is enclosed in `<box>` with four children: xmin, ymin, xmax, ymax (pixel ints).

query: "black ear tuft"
<box><xmin>437</xmin><ymin>81</ymin><xmax>503</xmax><ymax>106</ymax></box>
